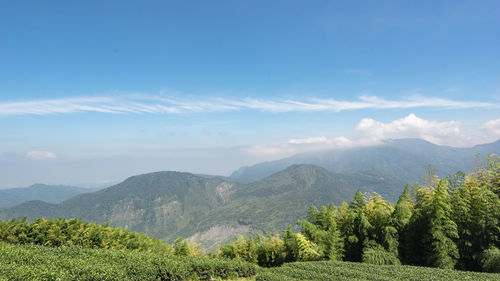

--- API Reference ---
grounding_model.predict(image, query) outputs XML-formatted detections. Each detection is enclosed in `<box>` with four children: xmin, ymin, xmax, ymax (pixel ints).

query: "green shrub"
<box><xmin>0</xmin><ymin>242</ymin><xmax>256</xmax><ymax>281</ymax></box>
<box><xmin>480</xmin><ymin>247</ymin><xmax>500</xmax><ymax>273</ymax></box>
<box><xmin>362</xmin><ymin>244</ymin><xmax>400</xmax><ymax>265</ymax></box>
<box><xmin>257</xmin><ymin>260</ymin><xmax>500</xmax><ymax>281</ymax></box>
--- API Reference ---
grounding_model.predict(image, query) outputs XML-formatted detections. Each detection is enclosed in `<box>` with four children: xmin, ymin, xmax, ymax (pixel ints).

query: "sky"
<box><xmin>1</xmin><ymin>0</ymin><xmax>499</xmax><ymax>188</ymax></box>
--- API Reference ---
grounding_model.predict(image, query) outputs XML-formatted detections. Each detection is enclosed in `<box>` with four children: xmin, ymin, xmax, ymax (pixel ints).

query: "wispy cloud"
<box><xmin>0</xmin><ymin>94</ymin><xmax>497</xmax><ymax>116</ymax></box>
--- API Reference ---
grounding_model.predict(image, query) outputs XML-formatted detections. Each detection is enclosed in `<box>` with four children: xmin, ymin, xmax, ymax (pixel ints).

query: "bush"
<box><xmin>0</xmin><ymin>242</ymin><xmax>257</xmax><ymax>281</ymax></box>
<box><xmin>480</xmin><ymin>247</ymin><xmax>500</xmax><ymax>273</ymax></box>
<box><xmin>362</xmin><ymin>244</ymin><xmax>400</xmax><ymax>265</ymax></box>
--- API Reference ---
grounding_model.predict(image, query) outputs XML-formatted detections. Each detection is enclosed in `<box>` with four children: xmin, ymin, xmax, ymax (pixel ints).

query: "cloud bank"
<box><xmin>0</xmin><ymin>94</ymin><xmax>497</xmax><ymax>116</ymax></box>
<box><xmin>244</xmin><ymin>114</ymin><xmax>500</xmax><ymax>158</ymax></box>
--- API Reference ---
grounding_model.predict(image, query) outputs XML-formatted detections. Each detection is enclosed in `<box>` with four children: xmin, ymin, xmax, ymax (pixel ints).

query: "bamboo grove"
<box><xmin>216</xmin><ymin>154</ymin><xmax>500</xmax><ymax>273</ymax></box>
<box><xmin>0</xmin><ymin>217</ymin><xmax>202</xmax><ymax>256</ymax></box>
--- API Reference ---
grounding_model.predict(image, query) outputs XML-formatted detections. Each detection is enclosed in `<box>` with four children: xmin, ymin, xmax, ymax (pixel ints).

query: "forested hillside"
<box><xmin>180</xmin><ymin>165</ymin><xmax>398</xmax><ymax>245</ymax></box>
<box><xmin>1</xmin><ymin>165</ymin><xmax>392</xmax><ymax>249</ymax></box>
<box><xmin>1</xmin><ymin>172</ymin><xmax>233</xmax><ymax>243</ymax></box>
<box><xmin>230</xmin><ymin>139</ymin><xmax>500</xmax><ymax>202</ymax></box>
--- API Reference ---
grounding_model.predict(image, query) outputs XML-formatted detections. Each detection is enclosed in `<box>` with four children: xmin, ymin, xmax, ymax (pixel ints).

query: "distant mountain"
<box><xmin>230</xmin><ymin>139</ymin><xmax>500</xmax><ymax>201</ymax></box>
<box><xmin>0</xmin><ymin>165</ymin><xmax>388</xmax><ymax>250</ymax></box>
<box><xmin>0</xmin><ymin>184</ymin><xmax>94</xmax><ymax>208</ymax></box>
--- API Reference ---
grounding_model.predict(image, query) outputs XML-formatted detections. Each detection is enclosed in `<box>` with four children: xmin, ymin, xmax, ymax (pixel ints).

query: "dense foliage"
<box><xmin>217</xmin><ymin>154</ymin><xmax>500</xmax><ymax>272</ymax></box>
<box><xmin>0</xmin><ymin>217</ymin><xmax>177</xmax><ymax>254</ymax></box>
<box><xmin>0</xmin><ymin>242</ymin><xmax>256</xmax><ymax>281</ymax></box>
<box><xmin>2</xmin><ymin>242</ymin><xmax>498</xmax><ymax>281</ymax></box>
<box><xmin>256</xmin><ymin>260</ymin><xmax>500</xmax><ymax>281</ymax></box>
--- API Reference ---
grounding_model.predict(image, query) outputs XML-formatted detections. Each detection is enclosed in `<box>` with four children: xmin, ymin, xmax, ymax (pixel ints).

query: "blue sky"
<box><xmin>1</xmin><ymin>0</ymin><xmax>499</xmax><ymax>187</ymax></box>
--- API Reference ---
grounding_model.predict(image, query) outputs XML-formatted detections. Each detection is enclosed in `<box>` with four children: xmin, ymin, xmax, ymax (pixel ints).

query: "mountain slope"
<box><xmin>181</xmin><ymin>165</ymin><xmax>393</xmax><ymax>238</ymax></box>
<box><xmin>0</xmin><ymin>171</ymin><xmax>238</xmax><ymax>241</ymax></box>
<box><xmin>230</xmin><ymin>139</ymin><xmax>500</xmax><ymax>201</ymax></box>
<box><xmin>0</xmin><ymin>165</ymin><xmax>382</xmax><ymax>248</ymax></box>
<box><xmin>0</xmin><ymin>184</ymin><xmax>93</xmax><ymax>208</ymax></box>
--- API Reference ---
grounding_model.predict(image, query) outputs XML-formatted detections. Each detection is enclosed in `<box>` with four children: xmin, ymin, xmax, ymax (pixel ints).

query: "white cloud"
<box><xmin>355</xmin><ymin>113</ymin><xmax>470</xmax><ymax>146</ymax></box>
<box><xmin>243</xmin><ymin>114</ymin><xmax>500</xmax><ymax>158</ymax></box>
<box><xmin>481</xmin><ymin>118</ymin><xmax>500</xmax><ymax>140</ymax></box>
<box><xmin>0</xmin><ymin>94</ymin><xmax>497</xmax><ymax>116</ymax></box>
<box><xmin>26</xmin><ymin>150</ymin><xmax>57</xmax><ymax>159</ymax></box>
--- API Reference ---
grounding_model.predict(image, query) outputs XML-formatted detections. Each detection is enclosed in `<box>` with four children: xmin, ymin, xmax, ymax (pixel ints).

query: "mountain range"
<box><xmin>0</xmin><ymin>184</ymin><xmax>95</xmax><ymax>208</ymax></box>
<box><xmin>230</xmin><ymin>138</ymin><xmax>500</xmax><ymax>200</ymax></box>
<box><xmin>1</xmin><ymin>138</ymin><xmax>499</xmax><ymax>250</ymax></box>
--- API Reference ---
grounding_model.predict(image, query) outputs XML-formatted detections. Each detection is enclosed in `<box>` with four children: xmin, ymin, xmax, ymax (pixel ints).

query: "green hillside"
<box><xmin>181</xmin><ymin>165</ymin><xmax>395</xmax><ymax>239</ymax></box>
<box><xmin>230</xmin><ymin>139</ymin><xmax>500</xmax><ymax>202</ymax></box>
<box><xmin>0</xmin><ymin>172</ymin><xmax>234</xmax><ymax>240</ymax></box>
<box><xmin>0</xmin><ymin>165</ymin><xmax>389</xmax><ymax>248</ymax></box>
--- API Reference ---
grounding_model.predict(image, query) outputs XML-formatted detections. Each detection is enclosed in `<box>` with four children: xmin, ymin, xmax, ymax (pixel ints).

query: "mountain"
<box><xmin>0</xmin><ymin>184</ymin><xmax>94</xmax><ymax>208</ymax></box>
<box><xmin>180</xmin><ymin>165</ymin><xmax>395</xmax><ymax>242</ymax></box>
<box><xmin>0</xmin><ymin>172</ymin><xmax>239</xmax><ymax>243</ymax></box>
<box><xmin>0</xmin><ymin>165</ymin><xmax>388</xmax><ymax>250</ymax></box>
<box><xmin>2</xmin><ymin>139</ymin><xmax>498</xmax><ymax>250</ymax></box>
<box><xmin>230</xmin><ymin>139</ymin><xmax>500</xmax><ymax>201</ymax></box>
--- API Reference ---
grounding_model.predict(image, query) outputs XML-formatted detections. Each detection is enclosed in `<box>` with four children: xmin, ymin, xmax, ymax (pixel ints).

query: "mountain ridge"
<box><xmin>0</xmin><ymin>164</ymin><xmax>374</xmax><ymax>249</ymax></box>
<box><xmin>229</xmin><ymin>139</ymin><xmax>500</xmax><ymax>194</ymax></box>
<box><xmin>0</xmin><ymin>184</ymin><xmax>94</xmax><ymax>208</ymax></box>
<box><xmin>1</xmin><ymin>138</ymin><xmax>499</xmax><ymax>250</ymax></box>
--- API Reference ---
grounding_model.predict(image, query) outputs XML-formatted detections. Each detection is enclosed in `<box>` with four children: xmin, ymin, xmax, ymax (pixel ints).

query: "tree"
<box><xmin>256</xmin><ymin>234</ymin><xmax>286</xmax><ymax>267</ymax></box>
<box><xmin>451</xmin><ymin>174</ymin><xmax>500</xmax><ymax>270</ymax></box>
<box><xmin>297</xmin><ymin>205</ymin><xmax>344</xmax><ymax>261</ymax></box>
<box><xmin>392</xmin><ymin>185</ymin><xmax>413</xmax><ymax>261</ymax></box>
<box><xmin>342</xmin><ymin>204</ymin><xmax>371</xmax><ymax>262</ymax></box>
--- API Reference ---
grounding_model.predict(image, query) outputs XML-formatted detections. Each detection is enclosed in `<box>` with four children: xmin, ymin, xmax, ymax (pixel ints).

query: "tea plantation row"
<box><xmin>257</xmin><ymin>261</ymin><xmax>500</xmax><ymax>281</ymax></box>
<box><xmin>0</xmin><ymin>242</ymin><xmax>255</xmax><ymax>281</ymax></box>
<box><xmin>2</xmin><ymin>242</ymin><xmax>500</xmax><ymax>280</ymax></box>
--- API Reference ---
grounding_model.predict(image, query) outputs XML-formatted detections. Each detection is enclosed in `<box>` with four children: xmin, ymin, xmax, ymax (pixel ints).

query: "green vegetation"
<box><xmin>256</xmin><ymin>261</ymin><xmax>500</xmax><ymax>281</ymax></box>
<box><xmin>217</xmin><ymin>154</ymin><xmax>500</xmax><ymax>273</ymax></box>
<box><xmin>0</xmin><ymin>217</ymin><xmax>175</xmax><ymax>254</ymax></box>
<box><xmin>0</xmin><ymin>171</ymin><xmax>234</xmax><ymax>245</ymax></box>
<box><xmin>0</xmin><ymin>242</ymin><xmax>256</xmax><ymax>281</ymax></box>
<box><xmin>0</xmin><ymin>151</ymin><xmax>498</xmax><ymax>279</ymax></box>
<box><xmin>0</xmin><ymin>165</ymin><xmax>390</xmax><ymax>249</ymax></box>
<box><xmin>480</xmin><ymin>247</ymin><xmax>500</xmax><ymax>273</ymax></box>
<box><xmin>2</xmin><ymin>242</ymin><xmax>498</xmax><ymax>280</ymax></box>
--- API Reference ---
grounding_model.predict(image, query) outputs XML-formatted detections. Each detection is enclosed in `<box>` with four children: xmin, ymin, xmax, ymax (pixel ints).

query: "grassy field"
<box><xmin>1</xmin><ymin>242</ymin><xmax>499</xmax><ymax>281</ymax></box>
